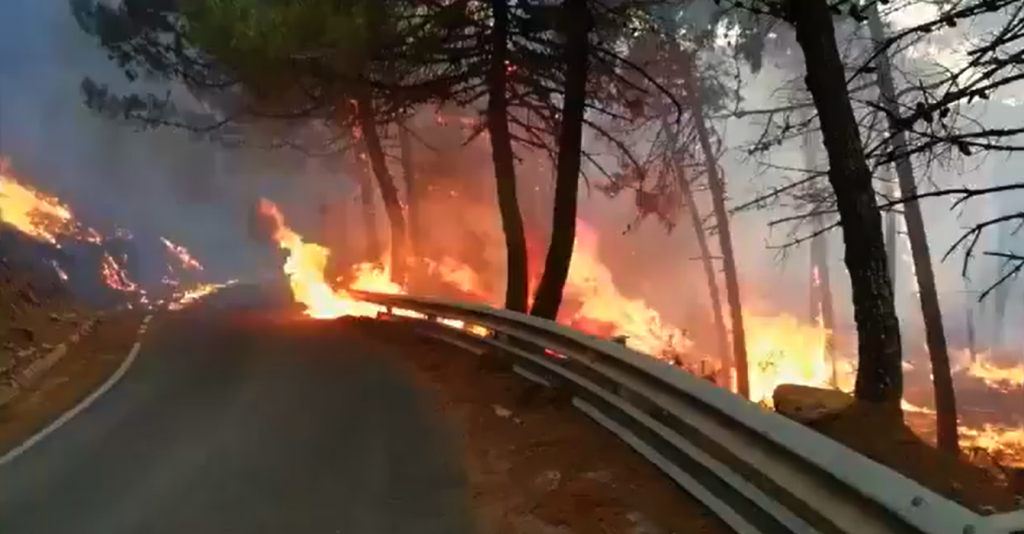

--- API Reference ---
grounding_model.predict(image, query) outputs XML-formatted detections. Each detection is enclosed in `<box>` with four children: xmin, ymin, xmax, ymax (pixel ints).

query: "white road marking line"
<box><xmin>0</xmin><ymin>314</ymin><xmax>154</xmax><ymax>467</ymax></box>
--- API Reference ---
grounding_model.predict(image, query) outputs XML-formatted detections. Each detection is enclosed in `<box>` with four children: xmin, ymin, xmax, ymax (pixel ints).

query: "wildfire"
<box><xmin>961</xmin><ymin>424</ymin><xmax>1024</xmax><ymax>466</ymax></box>
<box><xmin>565</xmin><ymin>223</ymin><xmax>694</xmax><ymax>361</ymax></box>
<box><xmin>0</xmin><ymin>161</ymin><xmax>143</xmax><ymax>296</ymax></box>
<box><xmin>259</xmin><ymin>198</ymin><xmax>1024</xmax><ymax>466</ymax></box>
<box><xmin>964</xmin><ymin>352</ymin><xmax>1024</xmax><ymax>392</ymax></box>
<box><xmin>0</xmin><ymin>165</ymin><xmax>101</xmax><ymax>245</ymax></box>
<box><xmin>743</xmin><ymin>313</ymin><xmax>850</xmax><ymax>404</ymax></box>
<box><xmin>257</xmin><ymin>198</ymin><xmax>398</xmax><ymax>319</ymax></box>
<box><xmin>162</xmin><ymin>237</ymin><xmax>204</xmax><ymax>271</ymax></box>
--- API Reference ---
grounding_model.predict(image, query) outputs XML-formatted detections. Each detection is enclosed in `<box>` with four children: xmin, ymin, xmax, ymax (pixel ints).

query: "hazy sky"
<box><xmin>1</xmin><ymin>0</ymin><xmax>1020</xmax><ymax>353</ymax></box>
<box><xmin>0</xmin><ymin>0</ymin><xmax>348</xmax><ymax>282</ymax></box>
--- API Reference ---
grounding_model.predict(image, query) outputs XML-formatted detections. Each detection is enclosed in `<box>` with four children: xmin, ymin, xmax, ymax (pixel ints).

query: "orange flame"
<box><xmin>961</xmin><ymin>425</ymin><xmax>1024</xmax><ymax>466</ymax></box>
<box><xmin>258</xmin><ymin>199</ymin><xmax>1023</xmax><ymax>465</ymax></box>
<box><xmin>965</xmin><ymin>352</ymin><xmax>1024</xmax><ymax>392</ymax></box>
<box><xmin>743</xmin><ymin>313</ymin><xmax>849</xmax><ymax>404</ymax></box>
<box><xmin>0</xmin><ymin>163</ymin><xmax>101</xmax><ymax>245</ymax></box>
<box><xmin>424</xmin><ymin>257</ymin><xmax>485</xmax><ymax>295</ymax></box>
<box><xmin>566</xmin><ymin>223</ymin><xmax>694</xmax><ymax>361</ymax></box>
<box><xmin>257</xmin><ymin>198</ymin><xmax>399</xmax><ymax>319</ymax></box>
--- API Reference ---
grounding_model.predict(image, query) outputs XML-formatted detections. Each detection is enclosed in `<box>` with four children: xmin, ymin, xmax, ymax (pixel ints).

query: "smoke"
<box><xmin>0</xmin><ymin>0</ymin><xmax>337</xmax><ymax>285</ymax></box>
<box><xmin>709</xmin><ymin>31</ymin><xmax>1024</xmax><ymax>360</ymax></box>
<box><xmin>3</xmin><ymin>0</ymin><xmax>1020</xmax><ymax>359</ymax></box>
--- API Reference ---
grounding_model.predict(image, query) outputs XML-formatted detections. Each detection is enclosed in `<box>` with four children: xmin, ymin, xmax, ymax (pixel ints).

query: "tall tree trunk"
<box><xmin>353</xmin><ymin>154</ymin><xmax>383</xmax><ymax>264</ymax></box>
<box><xmin>530</xmin><ymin>0</ymin><xmax>591</xmax><ymax>320</ymax></box>
<box><xmin>803</xmin><ymin>128</ymin><xmax>839</xmax><ymax>387</ymax></box>
<box><xmin>786</xmin><ymin>0</ymin><xmax>903</xmax><ymax>405</ymax></box>
<box><xmin>355</xmin><ymin>94</ymin><xmax>408</xmax><ymax>285</ymax></box>
<box><xmin>487</xmin><ymin>0</ymin><xmax>529</xmax><ymax>313</ymax></box>
<box><xmin>680</xmin><ymin>54</ymin><xmax>750</xmax><ymax>398</ymax></box>
<box><xmin>885</xmin><ymin>181</ymin><xmax>899</xmax><ymax>287</ymax></box>
<box><xmin>868</xmin><ymin>6</ymin><xmax>959</xmax><ymax>452</ymax></box>
<box><xmin>398</xmin><ymin>122</ymin><xmax>419</xmax><ymax>261</ymax></box>
<box><xmin>662</xmin><ymin>115</ymin><xmax>730</xmax><ymax>375</ymax></box>
<box><xmin>678</xmin><ymin>164</ymin><xmax>730</xmax><ymax>372</ymax></box>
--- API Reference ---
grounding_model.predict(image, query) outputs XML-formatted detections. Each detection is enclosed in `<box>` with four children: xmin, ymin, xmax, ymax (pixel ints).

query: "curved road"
<box><xmin>0</xmin><ymin>284</ymin><xmax>476</xmax><ymax>534</ymax></box>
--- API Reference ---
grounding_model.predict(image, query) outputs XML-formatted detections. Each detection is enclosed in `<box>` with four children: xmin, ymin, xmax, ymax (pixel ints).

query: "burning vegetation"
<box><xmin>251</xmin><ymin>190</ymin><xmax>1024</xmax><ymax>472</ymax></box>
<box><xmin>1</xmin><ymin>162</ymin><xmax>234</xmax><ymax>313</ymax></box>
<box><xmin>3</xmin><ymin>0</ymin><xmax>1011</xmax><ymax>506</ymax></box>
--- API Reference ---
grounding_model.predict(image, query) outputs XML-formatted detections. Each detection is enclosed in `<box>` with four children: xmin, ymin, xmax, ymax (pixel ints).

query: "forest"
<box><xmin>64</xmin><ymin>0</ymin><xmax>1024</xmax><ymax>488</ymax></box>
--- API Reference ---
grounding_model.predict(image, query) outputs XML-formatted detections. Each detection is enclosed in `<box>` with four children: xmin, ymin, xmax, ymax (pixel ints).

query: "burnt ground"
<box><xmin>355</xmin><ymin>319</ymin><xmax>731</xmax><ymax>534</ymax></box>
<box><xmin>810</xmin><ymin>402</ymin><xmax>1024</xmax><ymax>514</ymax></box>
<box><xmin>0</xmin><ymin>310</ymin><xmax>144</xmax><ymax>455</ymax></box>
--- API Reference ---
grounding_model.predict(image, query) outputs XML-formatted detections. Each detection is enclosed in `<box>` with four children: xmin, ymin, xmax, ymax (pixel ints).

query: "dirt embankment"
<box><xmin>0</xmin><ymin>309</ymin><xmax>144</xmax><ymax>454</ymax></box>
<box><xmin>0</xmin><ymin>255</ymin><xmax>144</xmax><ymax>454</ymax></box>
<box><xmin>359</xmin><ymin>319</ymin><xmax>730</xmax><ymax>534</ymax></box>
<box><xmin>774</xmin><ymin>384</ymin><xmax>1024</xmax><ymax>514</ymax></box>
<box><xmin>1</xmin><ymin>256</ymin><xmax>88</xmax><ymax>379</ymax></box>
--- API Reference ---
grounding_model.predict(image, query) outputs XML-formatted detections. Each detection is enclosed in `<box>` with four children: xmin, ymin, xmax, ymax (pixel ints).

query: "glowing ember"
<box><xmin>49</xmin><ymin>260</ymin><xmax>69</xmax><ymax>282</ymax></box>
<box><xmin>438</xmin><ymin>317</ymin><xmax>491</xmax><ymax>337</ymax></box>
<box><xmin>391</xmin><ymin>308</ymin><xmax>428</xmax><ymax>320</ymax></box>
<box><xmin>100</xmin><ymin>252</ymin><xmax>138</xmax><ymax>293</ymax></box>
<box><xmin>161</xmin><ymin>237</ymin><xmax>204</xmax><ymax>272</ymax></box>
<box><xmin>168</xmin><ymin>280</ymin><xmax>238</xmax><ymax>311</ymax></box>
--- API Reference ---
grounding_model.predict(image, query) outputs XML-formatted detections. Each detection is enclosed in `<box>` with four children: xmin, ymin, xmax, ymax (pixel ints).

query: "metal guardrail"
<box><xmin>351</xmin><ymin>290</ymin><xmax>1024</xmax><ymax>534</ymax></box>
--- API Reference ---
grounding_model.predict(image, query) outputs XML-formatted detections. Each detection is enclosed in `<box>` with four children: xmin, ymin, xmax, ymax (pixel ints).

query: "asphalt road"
<box><xmin>0</xmin><ymin>284</ymin><xmax>476</xmax><ymax>534</ymax></box>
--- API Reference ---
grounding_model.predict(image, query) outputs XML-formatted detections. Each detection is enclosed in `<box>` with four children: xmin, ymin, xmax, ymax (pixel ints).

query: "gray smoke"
<box><xmin>0</xmin><ymin>0</ymin><xmax>348</xmax><ymax>285</ymax></box>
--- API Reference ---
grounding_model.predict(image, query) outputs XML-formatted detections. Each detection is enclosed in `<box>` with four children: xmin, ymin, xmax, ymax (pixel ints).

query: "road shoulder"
<box><xmin>0</xmin><ymin>310</ymin><xmax>146</xmax><ymax>457</ymax></box>
<box><xmin>356</xmin><ymin>319</ymin><xmax>731</xmax><ymax>534</ymax></box>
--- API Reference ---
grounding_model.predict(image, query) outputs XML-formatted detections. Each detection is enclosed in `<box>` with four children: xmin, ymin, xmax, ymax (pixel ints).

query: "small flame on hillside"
<box><xmin>168</xmin><ymin>280</ymin><xmax>238</xmax><ymax>311</ymax></box>
<box><xmin>100</xmin><ymin>253</ymin><xmax>138</xmax><ymax>293</ymax></box>
<box><xmin>0</xmin><ymin>164</ymin><xmax>102</xmax><ymax>245</ymax></box>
